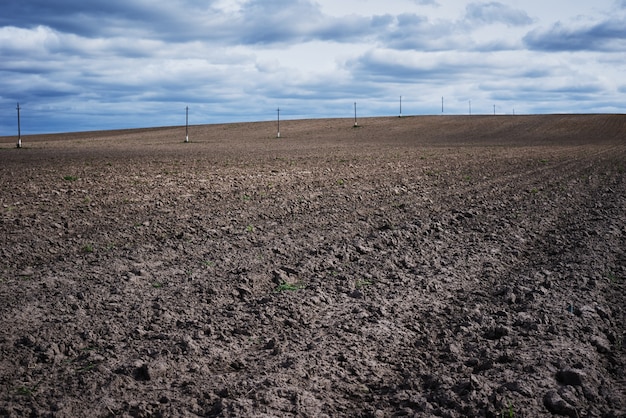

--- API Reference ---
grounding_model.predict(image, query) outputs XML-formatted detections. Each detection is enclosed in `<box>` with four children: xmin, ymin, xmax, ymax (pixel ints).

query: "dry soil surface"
<box><xmin>1</xmin><ymin>115</ymin><xmax>625</xmax><ymax>417</ymax></box>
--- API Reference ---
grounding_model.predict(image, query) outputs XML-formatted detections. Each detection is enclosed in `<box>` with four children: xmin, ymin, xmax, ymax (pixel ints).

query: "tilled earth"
<box><xmin>0</xmin><ymin>115</ymin><xmax>625</xmax><ymax>417</ymax></box>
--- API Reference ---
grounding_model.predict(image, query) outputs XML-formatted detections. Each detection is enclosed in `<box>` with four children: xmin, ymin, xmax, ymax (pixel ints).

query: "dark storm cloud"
<box><xmin>524</xmin><ymin>18</ymin><xmax>626</xmax><ymax>51</ymax></box>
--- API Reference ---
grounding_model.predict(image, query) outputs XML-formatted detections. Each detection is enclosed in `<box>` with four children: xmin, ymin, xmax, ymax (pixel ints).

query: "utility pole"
<box><xmin>276</xmin><ymin>107</ymin><xmax>280</xmax><ymax>138</ymax></box>
<box><xmin>441</xmin><ymin>96</ymin><xmax>444</xmax><ymax>114</ymax></box>
<box><xmin>399</xmin><ymin>96</ymin><xmax>402</xmax><ymax>117</ymax></box>
<box><xmin>493</xmin><ymin>104</ymin><xmax>496</xmax><ymax>115</ymax></box>
<box><xmin>354</xmin><ymin>102</ymin><xmax>358</xmax><ymax>127</ymax></box>
<box><xmin>16</xmin><ymin>103</ymin><xmax>22</xmax><ymax>148</ymax></box>
<box><xmin>469</xmin><ymin>100</ymin><xmax>472</xmax><ymax>115</ymax></box>
<box><xmin>185</xmin><ymin>106</ymin><xmax>189</xmax><ymax>143</ymax></box>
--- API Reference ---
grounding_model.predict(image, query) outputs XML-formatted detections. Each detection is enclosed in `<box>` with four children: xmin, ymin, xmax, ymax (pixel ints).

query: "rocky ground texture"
<box><xmin>1</xmin><ymin>115</ymin><xmax>625</xmax><ymax>417</ymax></box>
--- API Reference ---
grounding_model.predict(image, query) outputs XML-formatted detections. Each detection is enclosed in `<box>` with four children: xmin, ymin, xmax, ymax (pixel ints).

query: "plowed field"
<box><xmin>1</xmin><ymin>114</ymin><xmax>625</xmax><ymax>417</ymax></box>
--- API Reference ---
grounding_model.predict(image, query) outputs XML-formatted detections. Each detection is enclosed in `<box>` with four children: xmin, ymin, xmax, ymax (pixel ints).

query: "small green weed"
<box><xmin>499</xmin><ymin>398</ymin><xmax>516</xmax><ymax>418</ymax></box>
<box><xmin>16</xmin><ymin>384</ymin><xmax>38</xmax><ymax>396</ymax></box>
<box><xmin>275</xmin><ymin>281</ymin><xmax>304</xmax><ymax>292</ymax></box>
<box><xmin>152</xmin><ymin>282</ymin><xmax>164</xmax><ymax>288</ymax></box>
<box><xmin>336</xmin><ymin>179</ymin><xmax>345</xmax><ymax>186</ymax></box>
<box><xmin>607</xmin><ymin>271</ymin><xmax>620</xmax><ymax>284</ymax></box>
<box><xmin>63</xmin><ymin>175</ymin><xmax>78</xmax><ymax>181</ymax></box>
<box><xmin>246</xmin><ymin>225</ymin><xmax>255</xmax><ymax>233</ymax></box>
<box><xmin>78</xmin><ymin>362</ymin><xmax>97</xmax><ymax>373</ymax></box>
<box><xmin>355</xmin><ymin>279</ymin><xmax>372</xmax><ymax>289</ymax></box>
<box><xmin>203</xmin><ymin>260</ymin><xmax>215</xmax><ymax>267</ymax></box>
<box><xmin>81</xmin><ymin>244</ymin><xmax>94</xmax><ymax>253</ymax></box>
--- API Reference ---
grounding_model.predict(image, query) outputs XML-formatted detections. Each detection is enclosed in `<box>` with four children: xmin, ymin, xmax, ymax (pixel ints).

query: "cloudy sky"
<box><xmin>1</xmin><ymin>0</ymin><xmax>625</xmax><ymax>135</ymax></box>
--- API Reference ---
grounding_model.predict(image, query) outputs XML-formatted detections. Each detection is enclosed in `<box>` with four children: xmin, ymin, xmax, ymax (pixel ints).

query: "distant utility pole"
<box><xmin>493</xmin><ymin>104</ymin><xmax>496</xmax><ymax>115</ymax></box>
<box><xmin>185</xmin><ymin>106</ymin><xmax>189</xmax><ymax>143</ymax></box>
<box><xmin>469</xmin><ymin>100</ymin><xmax>472</xmax><ymax>115</ymax></box>
<box><xmin>16</xmin><ymin>102</ymin><xmax>22</xmax><ymax>148</ymax></box>
<box><xmin>441</xmin><ymin>96</ymin><xmax>444</xmax><ymax>114</ymax></box>
<box><xmin>354</xmin><ymin>102</ymin><xmax>358</xmax><ymax>127</ymax></box>
<box><xmin>276</xmin><ymin>107</ymin><xmax>280</xmax><ymax>138</ymax></box>
<box><xmin>399</xmin><ymin>96</ymin><xmax>402</xmax><ymax>117</ymax></box>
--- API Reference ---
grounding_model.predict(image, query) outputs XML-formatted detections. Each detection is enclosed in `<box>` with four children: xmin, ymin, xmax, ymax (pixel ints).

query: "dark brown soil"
<box><xmin>1</xmin><ymin>115</ymin><xmax>625</xmax><ymax>417</ymax></box>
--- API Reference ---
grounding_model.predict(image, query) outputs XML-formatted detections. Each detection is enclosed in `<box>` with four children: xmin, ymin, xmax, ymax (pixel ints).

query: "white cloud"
<box><xmin>464</xmin><ymin>2</ymin><xmax>533</xmax><ymax>26</ymax></box>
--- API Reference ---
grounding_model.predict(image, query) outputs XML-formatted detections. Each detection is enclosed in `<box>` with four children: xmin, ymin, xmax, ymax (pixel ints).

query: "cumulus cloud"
<box><xmin>465</xmin><ymin>2</ymin><xmax>533</xmax><ymax>26</ymax></box>
<box><xmin>234</xmin><ymin>0</ymin><xmax>391</xmax><ymax>45</ymax></box>
<box><xmin>378</xmin><ymin>13</ymin><xmax>469</xmax><ymax>51</ymax></box>
<box><xmin>524</xmin><ymin>18</ymin><xmax>626</xmax><ymax>51</ymax></box>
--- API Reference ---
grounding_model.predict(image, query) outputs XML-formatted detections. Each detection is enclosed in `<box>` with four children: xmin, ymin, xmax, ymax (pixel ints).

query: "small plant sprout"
<box><xmin>606</xmin><ymin>270</ymin><xmax>619</xmax><ymax>283</ymax></box>
<box><xmin>275</xmin><ymin>281</ymin><xmax>304</xmax><ymax>292</ymax></box>
<box><xmin>64</xmin><ymin>175</ymin><xmax>78</xmax><ymax>181</ymax></box>
<box><xmin>246</xmin><ymin>224</ymin><xmax>255</xmax><ymax>233</ymax></box>
<box><xmin>355</xmin><ymin>279</ymin><xmax>372</xmax><ymax>289</ymax></box>
<box><xmin>82</xmin><ymin>244</ymin><xmax>94</xmax><ymax>253</ymax></box>
<box><xmin>78</xmin><ymin>362</ymin><xmax>97</xmax><ymax>373</ymax></box>
<box><xmin>500</xmin><ymin>399</ymin><xmax>515</xmax><ymax>418</ymax></box>
<box><xmin>16</xmin><ymin>386</ymin><xmax>35</xmax><ymax>396</ymax></box>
